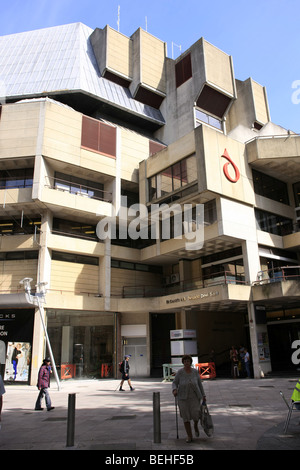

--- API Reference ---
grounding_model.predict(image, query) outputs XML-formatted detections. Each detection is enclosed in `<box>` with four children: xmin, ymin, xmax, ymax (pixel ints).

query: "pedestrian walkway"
<box><xmin>0</xmin><ymin>375</ymin><xmax>299</xmax><ymax>451</ymax></box>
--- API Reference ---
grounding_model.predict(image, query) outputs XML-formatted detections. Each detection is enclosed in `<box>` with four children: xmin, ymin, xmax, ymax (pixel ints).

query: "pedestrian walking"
<box><xmin>230</xmin><ymin>345</ymin><xmax>239</xmax><ymax>378</ymax></box>
<box><xmin>119</xmin><ymin>355</ymin><xmax>135</xmax><ymax>391</ymax></box>
<box><xmin>244</xmin><ymin>348</ymin><xmax>251</xmax><ymax>378</ymax></box>
<box><xmin>35</xmin><ymin>357</ymin><xmax>55</xmax><ymax>411</ymax></box>
<box><xmin>172</xmin><ymin>354</ymin><xmax>206</xmax><ymax>443</ymax></box>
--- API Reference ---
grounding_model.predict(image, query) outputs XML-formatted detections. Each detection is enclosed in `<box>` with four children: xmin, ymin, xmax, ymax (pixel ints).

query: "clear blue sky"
<box><xmin>1</xmin><ymin>0</ymin><xmax>299</xmax><ymax>133</ymax></box>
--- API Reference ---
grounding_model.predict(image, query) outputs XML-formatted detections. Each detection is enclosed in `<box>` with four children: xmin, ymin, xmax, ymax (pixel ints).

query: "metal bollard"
<box><xmin>66</xmin><ymin>393</ymin><xmax>76</xmax><ymax>447</ymax></box>
<box><xmin>153</xmin><ymin>392</ymin><xmax>161</xmax><ymax>443</ymax></box>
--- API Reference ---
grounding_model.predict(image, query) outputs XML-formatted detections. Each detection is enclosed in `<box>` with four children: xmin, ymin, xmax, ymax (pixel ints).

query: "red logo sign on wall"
<box><xmin>221</xmin><ymin>149</ymin><xmax>240</xmax><ymax>183</ymax></box>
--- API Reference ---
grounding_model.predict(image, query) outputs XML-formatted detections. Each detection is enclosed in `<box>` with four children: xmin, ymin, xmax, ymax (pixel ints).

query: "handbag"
<box><xmin>200</xmin><ymin>403</ymin><xmax>214</xmax><ymax>437</ymax></box>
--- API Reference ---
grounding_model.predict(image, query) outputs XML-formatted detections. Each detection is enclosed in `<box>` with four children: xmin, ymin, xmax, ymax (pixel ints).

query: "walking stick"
<box><xmin>114</xmin><ymin>380</ymin><xmax>122</xmax><ymax>392</ymax></box>
<box><xmin>175</xmin><ymin>396</ymin><xmax>179</xmax><ymax>439</ymax></box>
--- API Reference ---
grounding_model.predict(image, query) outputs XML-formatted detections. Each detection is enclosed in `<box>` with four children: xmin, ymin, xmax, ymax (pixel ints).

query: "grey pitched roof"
<box><xmin>0</xmin><ymin>22</ymin><xmax>164</xmax><ymax>125</ymax></box>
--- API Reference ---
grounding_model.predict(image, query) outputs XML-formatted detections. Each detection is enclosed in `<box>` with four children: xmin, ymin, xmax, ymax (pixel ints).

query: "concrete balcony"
<box><xmin>246</xmin><ymin>134</ymin><xmax>300</xmax><ymax>183</ymax></box>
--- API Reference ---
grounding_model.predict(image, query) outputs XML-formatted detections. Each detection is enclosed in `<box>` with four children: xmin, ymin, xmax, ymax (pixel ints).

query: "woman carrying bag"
<box><xmin>172</xmin><ymin>354</ymin><xmax>206</xmax><ymax>442</ymax></box>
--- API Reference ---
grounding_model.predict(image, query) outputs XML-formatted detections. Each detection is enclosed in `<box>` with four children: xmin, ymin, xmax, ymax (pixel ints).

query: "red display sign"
<box><xmin>221</xmin><ymin>149</ymin><xmax>240</xmax><ymax>183</ymax></box>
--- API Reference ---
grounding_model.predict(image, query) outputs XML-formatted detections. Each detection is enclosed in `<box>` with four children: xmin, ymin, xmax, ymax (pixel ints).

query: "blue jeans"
<box><xmin>35</xmin><ymin>388</ymin><xmax>52</xmax><ymax>410</ymax></box>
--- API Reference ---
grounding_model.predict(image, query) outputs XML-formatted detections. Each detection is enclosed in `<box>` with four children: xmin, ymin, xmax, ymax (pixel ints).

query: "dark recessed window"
<box><xmin>293</xmin><ymin>181</ymin><xmax>300</xmax><ymax>207</ymax></box>
<box><xmin>52</xmin><ymin>218</ymin><xmax>97</xmax><ymax>241</ymax></box>
<box><xmin>252</xmin><ymin>169</ymin><xmax>289</xmax><ymax>205</ymax></box>
<box><xmin>81</xmin><ymin>115</ymin><xmax>116</xmax><ymax>158</ymax></box>
<box><xmin>52</xmin><ymin>250</ymin><xmax>99</xmax><ymax>266</ymax></box>
<box><xmin>253</xmin><ymin>121</ymin><xmax>263</xmax><ymax>131</ymax></box>
<box><xmin>135</xmin><ymin>86</ymin><xmax>165</xmax><ymax>109</ymax></box>
<box><xmin>103</xmin><ymin>70</ymin><xmax>131</xmax><ymax>88</ymax></box>
<box><xmin>255</xmin><ymin>209</ymin><xmax>293</xmax><ymax>236</ymax></box>
<box><xmin>0</xmin><ymin>168</ymin><xmax>34</xmax><ymax>189</ymax></box>
<box><xmin>175</xmin><ymin>53</ymin><xmax>192</xmax><ymax>88</ymax></box>
<box><xmin>196</xmin><ymin>85</ymin><xmax>231</xmax><ymax>118</ymax></box>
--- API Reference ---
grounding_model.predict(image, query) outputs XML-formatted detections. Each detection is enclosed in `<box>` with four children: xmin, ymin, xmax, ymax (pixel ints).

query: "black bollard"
<box><xmin>153</xmin><ymin>391</ymin><xmax>161</xmax><ymax>443</ymax></box>
<box><xmin>66</xmin><ymin>393</ymin><xmax>76</xmax><ymax>447</ymax></box>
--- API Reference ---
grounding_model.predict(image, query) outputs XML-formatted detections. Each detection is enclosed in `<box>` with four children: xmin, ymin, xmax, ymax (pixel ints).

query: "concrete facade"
<box><xmin>0</xmin><ymin>23</ymin><xmax>299</xmax><ymax>385</ymax></box>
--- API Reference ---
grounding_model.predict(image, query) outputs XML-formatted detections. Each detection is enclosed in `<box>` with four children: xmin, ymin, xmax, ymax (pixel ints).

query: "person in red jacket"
<box><xmin>34</xmin><ymin>357</ymin><xmax>54</xmax><ymax>411</ymax></box>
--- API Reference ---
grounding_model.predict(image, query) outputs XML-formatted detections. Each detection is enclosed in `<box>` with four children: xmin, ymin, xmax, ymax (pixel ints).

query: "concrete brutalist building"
<box><xmin>0</xmin><ymin>22</ymin><xmax>299</xmax><ymax>385</ymax></box>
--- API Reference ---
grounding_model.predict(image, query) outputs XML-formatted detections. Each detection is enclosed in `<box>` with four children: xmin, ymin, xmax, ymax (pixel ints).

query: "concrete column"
<box><xmin>99</xmin><ymin>239</ymin><xmax>111</xmax><ymax>310</ymax></box>
<box><xmin>30</xmin><ymin>308</ymin><xmax>45</xmax><ymax>385</ymax></box>
<box><xmin>242</xmin><ymin>239</ymin><xmax>272</xmax><ymax>378</ymax></box>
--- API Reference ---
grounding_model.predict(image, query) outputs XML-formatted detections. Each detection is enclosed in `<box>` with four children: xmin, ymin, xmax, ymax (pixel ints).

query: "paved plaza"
<box><xmin>0</xmin><ymin>375</ymin><xmax>299</xmax><ymax>453</ymax></box>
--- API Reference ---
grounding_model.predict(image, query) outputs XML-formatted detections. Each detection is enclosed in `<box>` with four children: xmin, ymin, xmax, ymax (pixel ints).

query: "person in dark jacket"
<box><xmin>35</xmin><ymin>357</ymin><xmax>54</xmax><ymax>411</ymax></box>
<box><xmin>119</xmin><ymin>355</ymin><xmax>134</xmax><ymax>391</ymax></box>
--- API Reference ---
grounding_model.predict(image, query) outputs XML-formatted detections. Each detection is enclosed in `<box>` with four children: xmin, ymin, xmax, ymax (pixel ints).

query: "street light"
<box><xmin>19</xmin><ymin>278</ymin><xmax>60</xmax><ymax>390</ymax></box>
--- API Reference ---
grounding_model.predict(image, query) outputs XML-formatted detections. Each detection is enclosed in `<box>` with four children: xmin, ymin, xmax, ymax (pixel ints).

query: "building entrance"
<box><xmin>123</xmin><ymin>338</ymin><xmax>147</xmax><ymax>377</ymax></box>
<box><xmin>151</xmin><ymin>313</ymin><xmax>175</xmax><ymax>377</ymax></box>
<box><xmin>268</xmin><ymin>321</ymin><xmax>300</xmax><ymax>371</ymax></box>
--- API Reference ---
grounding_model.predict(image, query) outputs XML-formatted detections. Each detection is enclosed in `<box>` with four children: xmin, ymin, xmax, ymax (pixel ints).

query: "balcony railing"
<box><xmin>121</xmin><ymin>270</ymin><xmax>246</xmax><ymax>298</ymax></box>
<box><xmin>45</xmin><ymin>176</ymin><xmax>112</xmax><ymax>203</ymax></box>
<box><xmin>253</xmin><ymin>266</ymin><xmax>300</xmax><ymax>285</ymax></box>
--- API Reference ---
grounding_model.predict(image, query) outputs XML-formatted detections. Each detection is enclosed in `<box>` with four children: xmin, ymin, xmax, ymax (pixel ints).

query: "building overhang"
<box><xmin>252</xmin><ymin>279</ymin><xmax>300</xmax><ymax>310</ymax></box>
<box><xmin>0</xmin><ymin>293</ymin><xmax>34</xmax><ymax>308</ymax></box>
<box><xmin>112</xmin><ymin>284</ymin><xmax>251</xmax><ymax>313</ymax></box>
<box><xmin>246</xmin><ymin>135</ymin><xmax>300</xmax><ymax>183</ymax></box>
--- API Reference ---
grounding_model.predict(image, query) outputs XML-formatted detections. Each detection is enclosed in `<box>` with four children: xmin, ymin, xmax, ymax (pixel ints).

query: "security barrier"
<box><xmin>162</xmin><ymin>363</ymin><xmax>181</xmax><ymax>381</ymax></box>
<box><xmin>61</xmin><ymin>363</ymin><xmax>76</xmax><ymax>379</ymax></box>
<box><xmin>101</xmin><ymin>363</ymin><xmax>113</xmax><ymax>378</ymax></box>
<box><xmin>195</xmin><ymin>362</ymin><xmax>216</xmax><ymax>379</ymax></box>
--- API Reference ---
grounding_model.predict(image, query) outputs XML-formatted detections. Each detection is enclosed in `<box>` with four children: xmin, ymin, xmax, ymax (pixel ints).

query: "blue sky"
<box><xmin>1</xmin><ymin>0</ymin><xmax>299</xmax><ymax>133</ymax></box>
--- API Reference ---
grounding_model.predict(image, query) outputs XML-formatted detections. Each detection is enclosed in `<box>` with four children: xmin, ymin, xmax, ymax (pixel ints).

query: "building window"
<box><xmin>253</xmin><ymin>169</ymin><xmax>289</xmax><ymax>205</ymax></box>
<box><xmin>0</xmin><ymin>218</ymin><xmax>40</xmax><ymax>236</ymax></box>
<box><xmin>175</xmin><ymin>53</ymin><xmax>192</xmax><ymax>88</ymax></box>
<box><xmin>195</xmin><ymin>109</ymin><xmax>222</xmax><ymax>131</ymax></box>
<box><xmin>148</xmin><ymin>155</ymin><xmax>197</xmax><ymax>202</ymax></box>
<box><xmin>53</xmin><ymin>172</ymin><xmax>106</xmax><ymax>201</ymax></box>
<box><xmin>149</xmin><ymin>140</ymin><xmax>166</xmax><ymax>156</ymax></box>
<box><xmin>52</xmin><ymin>250</ymin><xmax>99</xmax><ymax>266</ymax></box>
<box><xmin>52</xmin><ymin>218</ymin><xmax>97</xmax><ymax>241</ymax></box>
<box><xmin>196</xmin><ymin>84</ymin><xmax>231</xmax><ymax>119</ymax></box>
<box><xmin>0</xmin><ymin>168</ymin><xmax>34</xmax><ymax>189</ymax></box>
<box><xmin>255</xmin><ymin>209</ymin><xmax>293</xmax><ymax>236</ymax></box>
<box><xmin>111</xmin><ymin>259</ymin><xmax>162</xmax><ymax>274</ymax></box>
<box><xmin>81</xmin><ymin>115</ymin><xmax>116</xmax><ymax>158</ymax></box>
<box><xmin>293</xmin><ymin>181</ymin><xmax>300</xmax><ymax>207</ymax></box>
<box><xmin>0</xmin><ymin>251</ymin><xmax>38</xmax><ymax>261</ymax></box>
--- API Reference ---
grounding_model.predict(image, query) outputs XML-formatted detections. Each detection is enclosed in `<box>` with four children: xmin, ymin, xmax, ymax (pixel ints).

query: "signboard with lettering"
<box><xmin>0</xmin><ymin>309</ymin><xmax>34</xmax><ymax>383</ymax></box>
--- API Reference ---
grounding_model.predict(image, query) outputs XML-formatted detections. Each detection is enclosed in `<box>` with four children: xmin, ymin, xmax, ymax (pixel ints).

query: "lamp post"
<box><xmin>19</xmin><ymin>278</ymin><xmax>60</xmax><ymax>390</ymax></box>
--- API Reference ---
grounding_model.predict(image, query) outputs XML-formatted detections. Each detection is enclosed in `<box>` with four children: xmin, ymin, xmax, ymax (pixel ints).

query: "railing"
<box><xmin>122</xmin><ymin>270</ymin><xmax>246</xmax><ymax>298</ymax></box>
<box><xmin>253</xmin><ymin>266</ymin><xmax>300</xmax><ymax>285</ymax></box>
<box><xmin>45</xmin><ymin>176</ymin><xmax>112</xmax><ymax>203</ymax></box>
